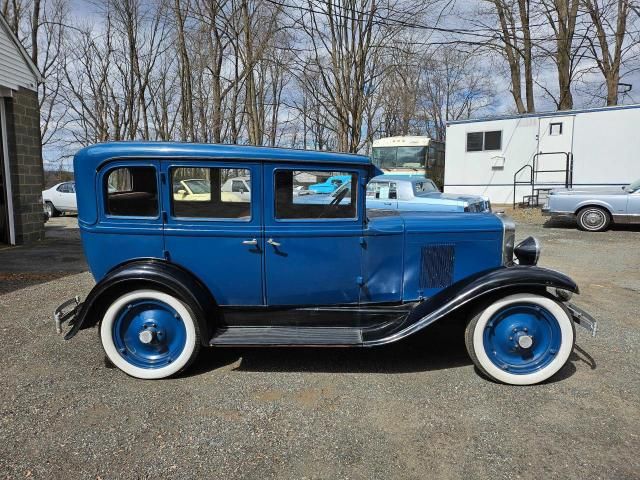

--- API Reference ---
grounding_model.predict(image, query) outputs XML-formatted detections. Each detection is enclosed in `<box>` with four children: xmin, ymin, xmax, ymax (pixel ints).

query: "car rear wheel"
<box><xmin>100</xmin><ymin>289</ymin><xmax>201</xmax><ymax>379</ymax></box>
<box><xmin>44</xmin><ymin>201</ymin><xmax>59</xmax><ymax>218</ymax></box>
<box><xmin>577</xmin><ymin>206</ymin><xmax>610</xmax><ymax>232</ymax></box>
<box><xmin>465</xmin><ymin>293</ymin><xmax>575</xmax><ymax>385</ymax></box>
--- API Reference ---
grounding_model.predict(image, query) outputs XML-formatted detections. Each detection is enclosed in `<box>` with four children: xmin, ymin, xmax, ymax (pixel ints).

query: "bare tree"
<box><xmin>583</xmin><ymin>0</ymin><xmax>633</xmax><ymax>105</ymax></box>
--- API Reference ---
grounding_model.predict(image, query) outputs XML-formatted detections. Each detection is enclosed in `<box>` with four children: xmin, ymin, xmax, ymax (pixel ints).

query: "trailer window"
<box><xmin>466</xmin><ymin>131</ymin><xmax>502</xmax><ymax>152</ymax></box>
<box><xmin>549</xmin><ymin>122</ymin><xmax>563</xmax><ymax>136</ymax></box>
<box><xmin>466</xmin><ymin>132</ymin><xmax>483</xmax><ymax>152</ymax></box>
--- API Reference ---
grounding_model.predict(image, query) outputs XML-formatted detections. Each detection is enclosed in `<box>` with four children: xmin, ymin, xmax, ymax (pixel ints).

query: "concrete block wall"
<box><xmin>4</xmin><ymin>87</ymin><xmax>44</xmax><ymax>244</ymax></box>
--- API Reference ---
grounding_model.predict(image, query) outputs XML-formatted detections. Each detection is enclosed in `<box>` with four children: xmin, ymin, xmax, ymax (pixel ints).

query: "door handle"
<box><xmin>242</xmin><ymin>239</ymin><xmax>258</xmax><ymax>246</ymax></box>
<box><xmin>267</xmin><ymin>238</ymin><xmax>281</xmax><ymax>247</ymax></box>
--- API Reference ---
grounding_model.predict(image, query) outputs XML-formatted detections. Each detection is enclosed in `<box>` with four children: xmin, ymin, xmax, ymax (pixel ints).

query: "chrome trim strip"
<box><xmin>497</xmin><ymin>213</ymin><xmax>515</xmax><ymax>265</ymax></box>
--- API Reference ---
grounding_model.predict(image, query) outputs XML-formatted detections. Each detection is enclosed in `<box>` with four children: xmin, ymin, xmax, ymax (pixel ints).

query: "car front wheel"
<box><xmin>465</xmin><ymin>293</ymin><xmax>575</xmax><ymax>385</ymax></box>
<box><xmin>100</xmin><ymin>289</ymin><xmax>201</xmax><ymax>379</ymax></box>
<box><xmin>577</xmin><ymin>206</ymin><xmax>610</xmax><ymax>232</ymax></box>
<box><xmin>44</xmin><ymin>201</ymin><xmax>59</xmax><ymax>218</ymax></box>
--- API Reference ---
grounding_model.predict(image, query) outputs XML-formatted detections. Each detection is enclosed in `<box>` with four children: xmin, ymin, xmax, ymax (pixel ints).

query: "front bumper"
<box><xmin>565</xmin><ymin>302</ymin><xmax>598</xmax><ymax>337</ymax></box>
<box><xmin>54</xmin><ymin>296</ymin><xmax>82</xmax><ymax>335</ymax></box>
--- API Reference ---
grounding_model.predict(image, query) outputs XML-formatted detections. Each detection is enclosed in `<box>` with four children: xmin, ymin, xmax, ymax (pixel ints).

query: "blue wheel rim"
<box><xmin>112</xmin><ymin>299</ymin><xmax>187</xmax><ymax>369</ymax></box>
<box><xmin>483</xmin><ymin>303</ymin><xmax>562</xmax><ymax>375</ymax></box>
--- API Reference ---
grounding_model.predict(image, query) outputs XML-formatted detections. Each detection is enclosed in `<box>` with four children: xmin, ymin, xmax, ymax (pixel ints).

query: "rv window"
<box><xmin>484</xmin><ymin>131</ymin><xmax>502</xmax><ymax>150</ymax></box>
<box><xmin>466</xmin><ymin>132</ymin><xmax>483</xmax><ymax>152</ymax></box>
<box><xmin>549</xmin><ymin>123</ymin><xmax>563</xmax><ymax>136</ymax></box>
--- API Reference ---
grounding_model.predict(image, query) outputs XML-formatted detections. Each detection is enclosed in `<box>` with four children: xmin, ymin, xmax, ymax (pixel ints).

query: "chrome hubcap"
<box><xmin>584</xmin><ymin>210</ymin><xmax>604</xmax><ymax>228</ymax></box>
<box><xmin>517</xmin><ymin>334</ymin><xmax>534</xmax><ymax>349</ymax></box>
<box><xmin>139</xmin><ymin>329</ymin><xmax>155</xmax><ymax>344</ymax></box>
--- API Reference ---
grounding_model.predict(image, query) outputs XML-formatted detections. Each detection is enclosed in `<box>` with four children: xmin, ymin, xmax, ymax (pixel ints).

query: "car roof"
<box><xmin>372</xmin><ymin>174</ymin><xmax>433</xmax><ymax>183</ymax></box>
<box><xmin>75</xmin><ymin>142</ymin><xmax>375</xmax><ymax>170</ymax></box>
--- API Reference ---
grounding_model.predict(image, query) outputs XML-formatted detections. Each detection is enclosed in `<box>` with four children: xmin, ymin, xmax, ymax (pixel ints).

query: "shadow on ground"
<box><xmin>543</xmin><ymin>217</ymin><xmax>640</xmax><ymax>232</ymax></box>
<box><xmin>189</xmin><ymin>322</ymin><xmax>471</xmax><ymax>376</ymax></box>
<box><xmin>183</xmin><ymin>320</ymin><xmax>589</xmax><ymax>380</ymax></box>
<box><xmin>0</xmin><ymin>215</ymin><xmax>87</xmax><ymax>295</ymax></box>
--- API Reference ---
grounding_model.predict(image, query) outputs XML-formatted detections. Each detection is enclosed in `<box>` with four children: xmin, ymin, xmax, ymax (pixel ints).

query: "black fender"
<box><xmin>362</xmin><ymin>265</ymin><xmax>578</xmax><ymax>346</ymax></box>
<box><xmin>64</xmin><ymin>259</ymin><xmax>217</xmax><ymax>344</ymax></box>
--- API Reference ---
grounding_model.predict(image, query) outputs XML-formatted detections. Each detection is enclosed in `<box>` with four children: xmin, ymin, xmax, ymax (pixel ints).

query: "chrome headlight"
<box><xmin>497</xmin><ymin>213</ymin><xmax>515</xmax><ymax>265</ymax></box>
<box><xmin>514</xmin><ymin>236</ymin><xmax>541</xmax><ymax>265</ymax></box>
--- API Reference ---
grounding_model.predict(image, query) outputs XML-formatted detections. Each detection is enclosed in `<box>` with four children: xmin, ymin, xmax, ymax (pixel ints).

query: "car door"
<box><xmin>263</xmin><ymin>164</ymin><xmax>364</xmax><ymax>306</ymax></box>
<box><xmin>161</xmin><ymin>161</ymin><xmax>264</xmax><ymax>306</ymax></box>
<box><xmin>366</xmin><ymin>181</ymin><xmax>399</xmax><ymax>210</ymax></box>
<box><xmin>53</xmin><ymin>183</ymin><xmax>69</xmax><ymax>209</ymax></box>
<box><xmin>626</xmin><ymin>188</ymin><xmax>640</xmax><ymax>223</ymax></box>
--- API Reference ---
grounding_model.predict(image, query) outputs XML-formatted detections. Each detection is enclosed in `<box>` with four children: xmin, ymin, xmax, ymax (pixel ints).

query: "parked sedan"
<box><xmin>173</xmin><ymin>177</ymin><xmax>250</xmax><ymax>202</ymax></box>
<box><xmin>308</xmin><ymin>175</ymin><xmax>352</xmax><ymax>194</ymax></box>
<box><xmin>296</xmin><ymin>175</ymin><xmax>491</xmax><ymax>213</ymax></box>
<box><xmin>366</xmin><ymin>175</ymin><xmax>491</xmax><ymax>212</ymax></box>
<box><xmin>42</xmin><ymin>182</ymin><xmax>77</xmax><ymax>218</ymax></box>
<box><xmin>543</xmin><ymin>179</ymin><xmax>640</xmax><ymax>231</ymax></box>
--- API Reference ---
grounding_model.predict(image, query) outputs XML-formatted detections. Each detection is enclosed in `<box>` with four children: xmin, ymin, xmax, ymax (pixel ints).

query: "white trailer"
<box><xmin>443</xmin><ymin>104</ymin><xmax>640</xmax><ymax>205</ymax></box>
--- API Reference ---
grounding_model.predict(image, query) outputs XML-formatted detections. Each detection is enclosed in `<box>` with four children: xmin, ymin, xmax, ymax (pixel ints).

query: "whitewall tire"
<box><xmin>100</xmin><ymin>289</ymin><xmax>200</xmax><ymax>379</ymax></box>
<box><xmin>465</xmin><ymin>293</ymin><xmax>575</xmax><ymax>386</ymax></box>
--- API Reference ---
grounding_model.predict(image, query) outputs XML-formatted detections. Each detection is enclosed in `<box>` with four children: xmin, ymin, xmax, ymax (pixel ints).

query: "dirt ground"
<box><xmin>0</xmin><ymin>213</ymin><xmax>638</xmax><ymax>479</ymax></box>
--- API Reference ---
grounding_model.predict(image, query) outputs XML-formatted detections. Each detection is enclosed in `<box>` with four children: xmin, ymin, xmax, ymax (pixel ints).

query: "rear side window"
<box><xmin>171</xmin><ymin>167</ymin><xmax>251</xmax><ymax>220</ymax></box>
<box><xmin>367</xmin><ymin>181</ymin><xmax>398</xmax><ymax>200</ymax></box>
<box><xmin>106</xmin><ymin>167</ymin><xmax>158</xmax><ymax>217</ymax></box>
<box><xmin>274</xmin><ymin>170</ymin><xmax>358</xmax><ymax>220</ymax></box>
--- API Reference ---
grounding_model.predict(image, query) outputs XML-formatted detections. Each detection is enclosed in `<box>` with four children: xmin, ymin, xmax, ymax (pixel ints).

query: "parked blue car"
<box><xmin>54</xmin><ymin>142</ymin><xmax>596</xmax><ymax>385</ymax></box>
<box><xmin>297</xmin><ymin>175</ymin><xmax>490</xmax><ymax>212</ymax></box>
<box><xmin>308</xmin><ymin>174</ymin><xmax>352</xmax><ymax>193</ymax></box>
<box><xmin>367</xmin><ymin>175</ymin><xmax>490</xmax><ymax>212</ymax></box>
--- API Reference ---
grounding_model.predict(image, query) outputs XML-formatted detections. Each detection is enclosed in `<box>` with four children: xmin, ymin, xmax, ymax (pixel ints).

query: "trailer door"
<box><xmin>537</xmin><ymin>116</ymin><xmax>575</xmax><ymax>186</ymax></box>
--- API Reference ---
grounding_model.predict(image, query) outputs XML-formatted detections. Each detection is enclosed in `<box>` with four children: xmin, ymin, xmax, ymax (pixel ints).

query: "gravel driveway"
<box><xmin>0</xmin><ymin>215</ymin><xmax>638</xmax><ymax>479</ymax></box>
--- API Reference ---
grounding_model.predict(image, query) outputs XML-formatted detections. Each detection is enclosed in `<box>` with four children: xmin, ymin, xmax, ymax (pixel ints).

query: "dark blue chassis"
<box><xmin>57</xmin><ymin>259</ymin><xmax>597</xmax><ymax>346</ymax></box>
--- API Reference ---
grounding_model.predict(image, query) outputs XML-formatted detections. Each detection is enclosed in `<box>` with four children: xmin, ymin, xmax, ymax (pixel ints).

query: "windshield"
<box><xmin>372</xmin><ymin>146</ymin><xmax>426</xmax><ymax>170</ymax></box>
<box><xmin>183</xmin><ymin>179</ymin><xmax>210</xmax><ymax>194</ymax></box>
<box><xmin>626</xmin><ymin>179</ymin><xmax>640</xmax><ymax>193</ymax></box>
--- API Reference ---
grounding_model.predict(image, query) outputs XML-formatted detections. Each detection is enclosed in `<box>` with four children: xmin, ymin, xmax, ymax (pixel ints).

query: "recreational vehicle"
<box><xmin>444</xmin><ymin>104</ymin><xmax>640</xmax><ymax>205</ymax></box>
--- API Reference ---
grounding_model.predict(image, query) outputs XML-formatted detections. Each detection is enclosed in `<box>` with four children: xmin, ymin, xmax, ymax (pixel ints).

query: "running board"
<box><xmin>209</xmin><ymin>326</ymin><xmax>363</xmax><ymax>346</ymax></box>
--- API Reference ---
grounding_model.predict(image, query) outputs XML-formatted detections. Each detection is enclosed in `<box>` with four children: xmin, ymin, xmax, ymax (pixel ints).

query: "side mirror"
<box><xmin>177</xmin><ymin>189</ymin><xmax>187</xmax><ymax>198</ymax></box>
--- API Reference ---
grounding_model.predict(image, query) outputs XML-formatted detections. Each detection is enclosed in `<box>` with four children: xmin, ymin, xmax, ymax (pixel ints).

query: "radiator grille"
<box><xmin>420</xmin><ymin>244</ymin><xmax>455</xmax><ymax>289</ymax></box>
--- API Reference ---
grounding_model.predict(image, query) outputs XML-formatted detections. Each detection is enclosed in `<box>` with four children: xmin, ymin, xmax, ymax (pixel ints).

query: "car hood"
<box><xmin>551</xmin><ymin>187</ymin><xmax>627</xmax><ymax>196</ymax></box>
<box><xmin>369</xmin><ymin>209</ymin><xmax>503</xmax><ymax>232</ymax></box>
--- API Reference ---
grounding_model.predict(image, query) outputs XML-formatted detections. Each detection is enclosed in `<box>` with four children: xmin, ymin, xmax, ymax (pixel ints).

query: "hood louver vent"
<box><xmin>420</xmin><ymin>244</ymin><xmax>455</xmax><ymax>290</ymax></box>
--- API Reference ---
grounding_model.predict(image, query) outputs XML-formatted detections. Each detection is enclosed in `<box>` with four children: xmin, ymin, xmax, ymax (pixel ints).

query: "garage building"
<box><xmin>444</xmin><ymin>104</ymin><xmax>640</xmax><ymax>205</ymax></box>
<box><xmin>0</xmin><ymin>13</ymin><xmax>44</xmax><ymax>245</ymax></box>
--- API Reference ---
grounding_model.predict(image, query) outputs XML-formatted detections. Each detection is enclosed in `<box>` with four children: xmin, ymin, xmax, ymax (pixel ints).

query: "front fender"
<box><xmin>362</xmin><ymin>265</ymin><xmax>578</xmax><ymax>346</ymax></box>
<box><xmin>63</xmin><ymin>259</ymin><xmax>216</xmax><ymax>344</ymax></box>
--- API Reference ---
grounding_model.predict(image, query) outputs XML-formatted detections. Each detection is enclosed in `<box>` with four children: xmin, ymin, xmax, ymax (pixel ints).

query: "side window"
<box><xmin>366</xmin><ymin>181</ymin><xmax>397</xmax><ymax>199</ymax></box>
<box><xmin>171</xmin><ymin>167</ymin><xmax>251</xmax><ymax>220</ymax></box>
<box><xmin>466</xmin><ymin>132</ymin><xmax>483</xmax><ymax>152</ymax></box>
<box><xmin>231</xmin><ymin>180</ymin><xmax>246</xmax><ymax>193</ymax></box>
<box><xmin>275</xmin><ymin>170</ymin><xmax>357</xmax><ymax>220</ymax></box>
<box><xmin>106</xmin><ymin>167</ymin><xmax>158</xmax><ymax>217</ymax></box>
<box><xmin>57</xmin><ymin>183</ymin><xmax>70</xmax><ymax>193</ymax></box>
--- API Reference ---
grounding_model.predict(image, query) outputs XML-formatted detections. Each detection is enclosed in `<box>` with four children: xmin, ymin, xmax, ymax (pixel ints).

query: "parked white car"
<box><xmin>43</xmin><ymin>182</ymin><xmax>77</xmax><ymax>218</ymax></box>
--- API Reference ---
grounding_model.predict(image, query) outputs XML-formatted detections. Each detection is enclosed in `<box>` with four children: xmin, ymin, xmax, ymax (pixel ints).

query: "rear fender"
<box><xmin>64</xmin><ymin>259</ymin><xmax>216</xmax><ymax>345</ymax></box>
<box><xmin>363</xmin><ymin>265</ymin><xmax>579</xmax><ymax>345</ymax></box>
